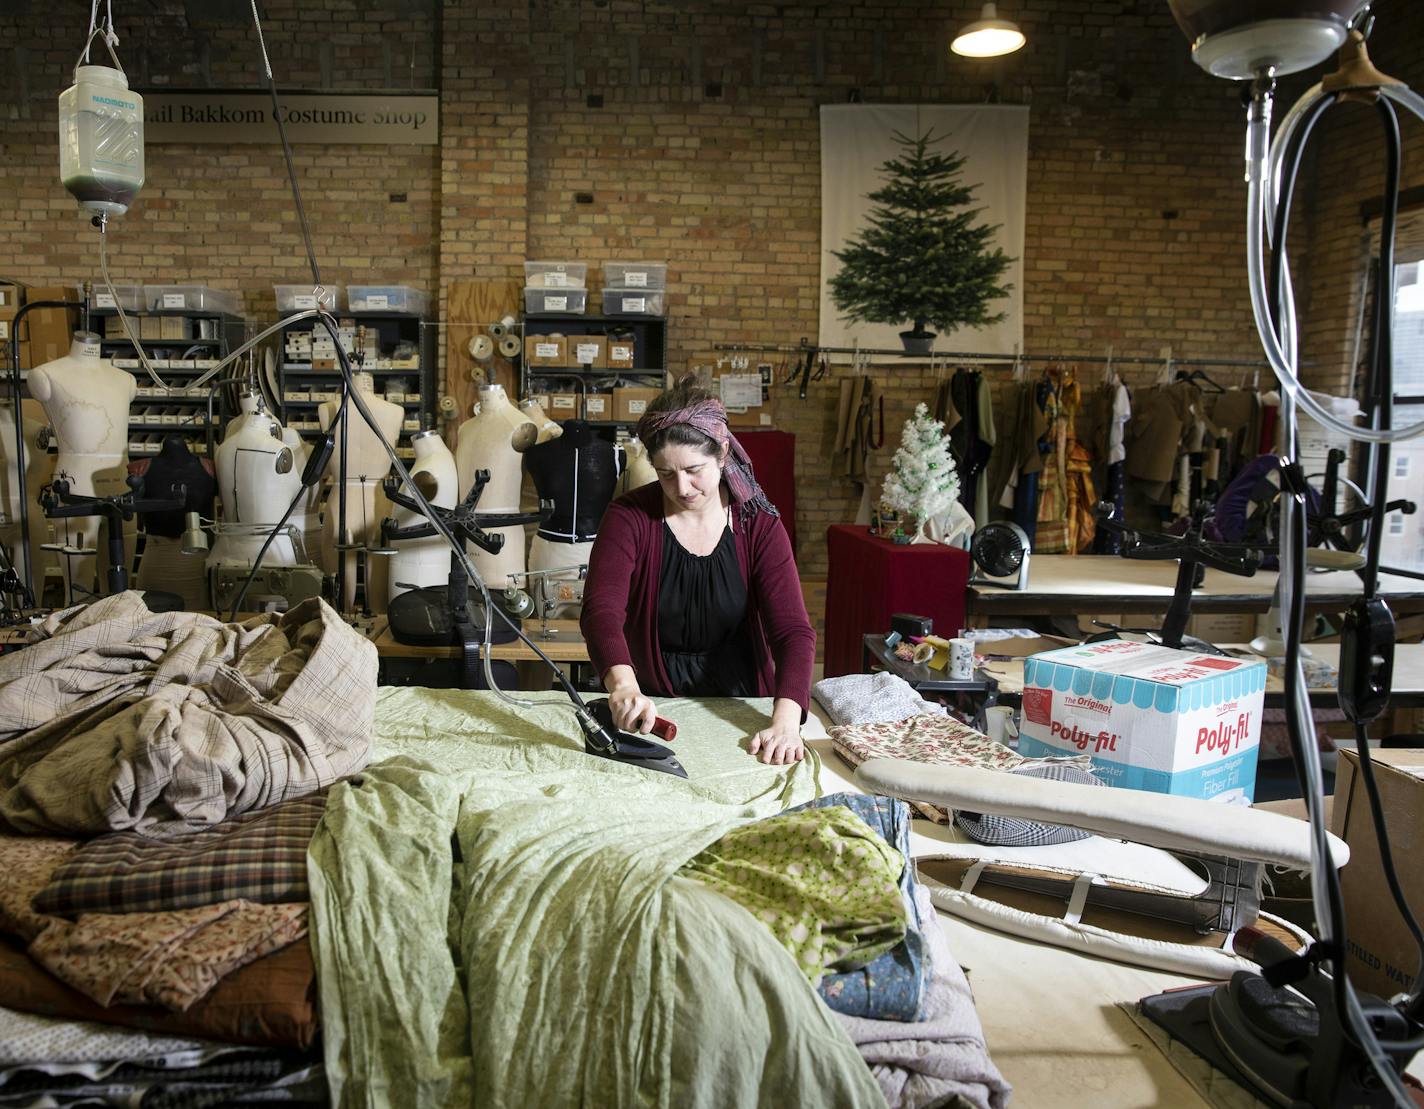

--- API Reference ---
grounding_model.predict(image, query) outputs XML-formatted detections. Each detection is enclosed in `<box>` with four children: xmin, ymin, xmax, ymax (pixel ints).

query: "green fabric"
<box><xmin>308</xmin><ymin>690</ymin><xmax>886</xmax><ymax>1109</ymax></box>
<box><xmin>684</xmin><ymin>806</ymin><xmax>907</xmax><ymax>982</ymax></box>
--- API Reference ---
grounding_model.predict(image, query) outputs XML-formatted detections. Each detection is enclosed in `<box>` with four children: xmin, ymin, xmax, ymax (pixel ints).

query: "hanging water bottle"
<box><xmin>58</xmin><ymin>30</ymin><xmax>144</xmax><ymax>218</ymax></box>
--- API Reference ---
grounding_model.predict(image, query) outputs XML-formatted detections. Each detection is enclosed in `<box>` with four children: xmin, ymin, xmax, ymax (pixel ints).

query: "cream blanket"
<box><xmin>0</xmin><ymin>592</ymin><xmax>375</xmax><ymax>835</ymax></box>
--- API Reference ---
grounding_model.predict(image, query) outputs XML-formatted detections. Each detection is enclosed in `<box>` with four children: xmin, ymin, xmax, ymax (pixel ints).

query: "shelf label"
<box><xmin>162</xmin><ymin>293</ymin><xmax>186</xmax><ymax>308</ymax></box>
<box><xmin>0</xmin><ymin>322</ymin><xmax>7</xmax><ymax>340</ymax></box>
<box><xmin>94</xmin><ymin>292</ymin><xmax>117</xmax><ymax>308</ymax></box>
<box><xmin>609</xmin><ymin>343</ymin><xmax>634</xmax><ymax>364</ymax></box>
<box><xmin>544</xmin><ymin>272</ymin><xmax>568</xmax><ymax>288</ymax></box>
<box><xmin>365</xmin><ymin>294</ymin><xmax>389</xmax><ymax>309</ymax></box>
<box><xmin>575</xmin><ymin>343</ymin><xmax>601</xmax><ymax>364</ymax></box>
<box><xmin>534</xmin><ymin>342</ymin><xmax>561</xmax><ymax>359</ymax></box>
<box><xmin>293</xmin><ymin>294</ymin><xmax>317</xmax><ymax>309</ymax></box>
<box><xmin>624</xmin><ymin>271</ymin><xmax>648</xmax><ymax>287</ymax></box>
<box><xmin>585</xmin><ymin>396</ymin><xmax>608</xmax><ymax>416</ymax></box>
<box><xmin>77</xmin><ymin>338</ymin><xmax>102</xmax><ymax>358</ymax></box>
<box><xmin>623</xmin><ymin>297</ymin><xmax>646</xmax><ymax>312</ymax></box>
<box><xmin>543</xmin><ymin>295</ymin><xmax>568</xmax><ymax>311</ymax></box>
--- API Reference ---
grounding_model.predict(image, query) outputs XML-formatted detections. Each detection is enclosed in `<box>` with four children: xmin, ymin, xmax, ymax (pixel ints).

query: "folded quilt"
<box><xmin>682</xmin><ymin>804</ymin><xmax>907</xmax><ymax>982</ymax></box>
<box><xmin>830</xmin><ymin>714</ymin><xmax>1092</xmax><ymax>822</ymax></box>
<box><xmin>0</xmin><ymin>833</ymin><xmax>307</xmax><ymax>1012</ymax></box>
<box><xmin>790</xmin><ymin>793</ymin><xmax>930</xmax><ymax>1022</ymax></box>
<box><xmin>812</xmin><ymin>672</ymin><xmax>945</xmax><ymax>727</ymax></box>
<box><xmin>0</xmin><ymin>592</ymin><xmax>375</xmax><ymax>835</ymax></box>
<box><xmin>34</xmin><ymin>792</ymin><xmax>327</xmax><ymax>918</ymax></box>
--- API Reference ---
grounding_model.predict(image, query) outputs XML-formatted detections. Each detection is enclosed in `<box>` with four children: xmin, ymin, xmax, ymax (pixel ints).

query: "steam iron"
<box><xmin>584</xmin><ymin>698</ymin><xmax>687</xmax><ymax>779</ymax></box>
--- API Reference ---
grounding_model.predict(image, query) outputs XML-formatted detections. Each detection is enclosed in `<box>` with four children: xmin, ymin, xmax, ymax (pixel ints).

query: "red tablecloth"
<box><xmin>737</xmin><ymin>429</ymin><xmax>797</xmax><ymax>554</ymax></box>
<box><xmin>823</xmin><ymin>524</ymin><xmax>971</xmax><ymax>678</ymax></box>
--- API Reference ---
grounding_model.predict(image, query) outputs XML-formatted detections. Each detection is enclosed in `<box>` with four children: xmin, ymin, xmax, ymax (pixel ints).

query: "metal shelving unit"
<box><xmin>519</xmin><ymin>312</ymin><xmax>668</xmax><ymax>425</ymax></box>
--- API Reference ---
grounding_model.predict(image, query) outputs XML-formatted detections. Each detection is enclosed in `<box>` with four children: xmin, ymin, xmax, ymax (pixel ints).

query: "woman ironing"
<box><xmin>580</xmin><ymin>376</ymin><xmax>815</xmax><ymax>765</ymax></box>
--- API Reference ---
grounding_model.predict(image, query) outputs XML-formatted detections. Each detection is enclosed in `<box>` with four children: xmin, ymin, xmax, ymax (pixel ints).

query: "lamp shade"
<box><xmin>951</xmin><ymin>3</ymin><xmax>1026</xmax><ymax>58</ymax></box>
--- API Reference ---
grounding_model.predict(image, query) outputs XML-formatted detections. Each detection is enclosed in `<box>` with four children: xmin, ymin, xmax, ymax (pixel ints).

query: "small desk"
<box><xmin>861</xmin><ymin>634</ymin><xmax>999</xmax><ymax>699</ymax></box>
<box><xmin>967</xmin><ymin>554</ymin><xmax>1424</xmax><ymax>624</ymax></box>
<box><xmin>368</xmin><ymin>615</ymin><xmax>590</xmax><ymax>663</ymax></box>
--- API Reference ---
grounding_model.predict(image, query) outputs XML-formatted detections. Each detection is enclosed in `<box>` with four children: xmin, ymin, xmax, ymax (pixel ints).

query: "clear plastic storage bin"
<box><xmin>525</xmin><ymin>288</ymin><xmax>588</xmax><ymax>315</ymax></box>
<box><xmin>347</xmin><ymin>285</ymin><xmax>430</xmax><ymax>314</ymax></box>
<box><xmin>601</xmin><ymin>262</ymin><xmax>667</xmax><ymax>290</ymax></box>
<box><xmin>144</xmin><ymin>285</ymin><xmax>240</xmax><ymax>315</ymax></box>
<box><xmin>602</xmin><ymin>288</ymin><xmax>666</xmax><ymax>316</ymax></box>
<box><xmin>90</xmin><ymin>283</ymin><xmax>143</xmax><ymax>312</ymax></box>
<box><xmin>524</xmin><ymin>261</ymin><xmax>588</xmax><ymax>289</ymax></box>
<box><xmin>275</xmin><ymin>285</ymin><xmax>341</xmax><ymax>313</ymax></box>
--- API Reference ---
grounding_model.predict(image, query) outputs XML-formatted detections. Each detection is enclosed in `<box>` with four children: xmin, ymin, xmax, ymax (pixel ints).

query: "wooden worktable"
<box><xmin>367</xmin><ymin>615</ymin><xmax>590</xmax><ymax>663</ymax></box>
<box><xmin>968</xmin><ymin>555</ymin><xmax>1424</xmax><ymax>622</ymax></box>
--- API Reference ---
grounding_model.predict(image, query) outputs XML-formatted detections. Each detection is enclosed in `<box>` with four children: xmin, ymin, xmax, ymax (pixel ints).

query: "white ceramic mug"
<box><xmin>948</xmin><ymin>637</ymin><xmax>975</xmax><ymax>680</ymax></box>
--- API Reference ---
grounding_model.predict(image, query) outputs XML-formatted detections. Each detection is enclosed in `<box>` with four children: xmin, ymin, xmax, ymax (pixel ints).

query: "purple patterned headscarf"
<box><xmin>636</xmin><ymin>399</ymin><xmax>779</xmax><ymax>522</ymax></box>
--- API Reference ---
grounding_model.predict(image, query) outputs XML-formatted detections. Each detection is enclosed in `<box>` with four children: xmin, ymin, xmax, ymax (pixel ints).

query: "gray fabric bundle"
<box><xmin>813</xmin><ymin>671</ymin><xmax>946</xmax><ymax>727</ymax></box>
<box><xmin>834</xmin><ymin>885</ymin><xmax>1012</xmax><ymax>1109</ymax></box>
<box><xmin>953</xmin><ymin>762</ymin><xmax>1105</xmax><ymax>847</ymax></box>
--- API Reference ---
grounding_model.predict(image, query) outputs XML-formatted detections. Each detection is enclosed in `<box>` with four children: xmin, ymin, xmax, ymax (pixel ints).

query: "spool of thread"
<box><xmin>468</xmin><ymin>334</ymin><xmax>494</xmax><ymax>361</ymax></box>
<box><xmin>438</xmin><ymin>395</ymin><xmax>457</xmax><ymax>414</ymax></box>
<box><xmin>489</xmin><ymin>322</ymin><xmax>508</xmax><ymax>338</ymax></box>
<box><xmin>498</xmin><ymin>334</ymin><xmax>522</xmax><ymax>358</ymax></box>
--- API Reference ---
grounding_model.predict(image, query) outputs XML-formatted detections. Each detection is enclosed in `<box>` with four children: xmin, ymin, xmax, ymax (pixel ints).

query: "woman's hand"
<box><xmin>605</xmin><ymin>666</ymin><xmax>658</xmax><ymax>733</ymax></box>
<box><xmin>749</xmin><ymin>698</ymin><xmax>805</xmax><ymax>765</ymax></box>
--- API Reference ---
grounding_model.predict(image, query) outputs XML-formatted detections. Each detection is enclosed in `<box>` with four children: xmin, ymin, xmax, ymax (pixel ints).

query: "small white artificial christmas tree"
<box><xmin>880</xmin><ymin>403</ymin><xmax>960</xmax><ymax>536</ymax></box>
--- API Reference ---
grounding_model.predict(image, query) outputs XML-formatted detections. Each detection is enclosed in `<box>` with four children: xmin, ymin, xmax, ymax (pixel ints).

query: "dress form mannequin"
<box><xmin>618</xmin><ymin>436</ymin><xmax>658</xmax><ymax>494</ymax></box>
<box><xmin>0</xmin><ymin>402</ymin><xmax>55</xmax><ymax>592</ymax></box>
<box><xmin>130</xmin><ymin>436</ymin><xmax>216</xmax><ymax>610</ymax></box>
<box><xmin>211</xmin><ymin>390</ymin><xmax>302</xmax><ymax>573</ymax></box>
<box><xmin>387</xmin><ymin>429</ymin><xmax>458</xmax><ymax>602</ymax></box>
<box><xmin>318</xmin><ymin>372</ymin><xmax>401</xmax><ymax>611</ymax></box>
<box><xmin>519</xmin><ymin>397</ymin><xmax>564</xmax><ymax>445</ymax></box>
<box><xmin>525</xmin><ymin>420</ymin><xmax>624</xmax><ymax>616</ymax></box>
<box><xmin>280</xmin><ymin>428</ymin><xmax>325</xmax><ymax>571</ymax></box>
<box><xmin>28</xmin><ymin>334</ymin><xmax>135</xmax><ymax>602</ymax></box>
<box><xmin>455</xmin><ymin>384</ymin><xmax>537</xmax><ymax>588</ymax></box>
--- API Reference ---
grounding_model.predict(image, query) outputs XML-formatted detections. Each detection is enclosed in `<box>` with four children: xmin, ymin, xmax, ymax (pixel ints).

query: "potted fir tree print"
<box><xmin>880</xmin><ymin>403</ymin><xmax>960</xmax><ymax>541</ymax></box>
<box><xmin>830</xmin><ymin>130</ymin><xmax>1014</xmax><ymax>355</ymax></box>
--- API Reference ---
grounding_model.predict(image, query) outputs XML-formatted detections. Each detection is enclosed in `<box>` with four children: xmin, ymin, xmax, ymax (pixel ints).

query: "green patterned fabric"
<box><xmin>684</xmin><ymin>806</ymin><xmax>907</xmax><ymax>982</ymax></box>
<box><xmin>308</xmin><ymin>690</ymin><xmax>887</xmax><ymax>1109</ymax></box>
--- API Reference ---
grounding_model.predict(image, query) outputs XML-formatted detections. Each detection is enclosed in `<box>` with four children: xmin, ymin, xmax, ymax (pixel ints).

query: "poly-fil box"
<box><xmin>1017</xmin><ymin>640</ymin><xmax>1266</xmax><ymax>803</ymax></box>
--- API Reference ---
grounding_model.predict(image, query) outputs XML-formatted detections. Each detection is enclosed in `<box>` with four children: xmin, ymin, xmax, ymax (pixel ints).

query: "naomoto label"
<box><xmin>1016</xmin><ymin>640</ymin><xmax>1267</xmax><ymax>802</ymax></box>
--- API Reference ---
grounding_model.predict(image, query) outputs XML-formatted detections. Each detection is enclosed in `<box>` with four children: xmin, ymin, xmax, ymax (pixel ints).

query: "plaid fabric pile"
<box><xmin>33</xmin><ymin>792</ymin><xmax>327</xmax><ymax>918</ymax></box>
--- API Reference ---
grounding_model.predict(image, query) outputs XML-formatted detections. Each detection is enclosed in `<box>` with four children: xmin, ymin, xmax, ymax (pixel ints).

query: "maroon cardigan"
<box><xmin>580</xmin><ymin>482</ymin><xmax>816</xmax><ymax>715</ymax></box>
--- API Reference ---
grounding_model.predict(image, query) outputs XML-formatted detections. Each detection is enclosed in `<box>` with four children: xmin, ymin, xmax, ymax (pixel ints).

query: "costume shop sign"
<box><xmin>1017</xmin><ymin>641</ymin><xmax>1266</xmax><ymax>803</ymax></box>
<box><xmin>143</xmin><ymin>92</ymin><xmax>437</xmax><ymax>145</ymax></box>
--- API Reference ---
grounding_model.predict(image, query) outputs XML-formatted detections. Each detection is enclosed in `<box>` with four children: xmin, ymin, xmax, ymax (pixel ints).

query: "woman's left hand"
<box><xmin>750</xmin><ymin>702</ymin><xmax>806</xmax><ymax>765</ymax></box>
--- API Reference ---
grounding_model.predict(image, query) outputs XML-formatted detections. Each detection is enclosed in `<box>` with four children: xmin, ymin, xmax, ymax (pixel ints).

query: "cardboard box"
<box><xmin>549</xmin><ymin>392</ymin><xmax>578</xmax><ymax>415</ymax></box>
<box><xmin>1017</xmin><ymin>640</ymin><xmax>1265</xmax><ymax>802</ymax></box>
<box><xmin>607</xmin><ymin>339</ymin><xmax>636</xmax><ymax>369</ymax></box>
<box><xmin>525</xmin><ymin>335</ymin><xmax>568</xmax><ymax>367</ymax></box>
<box><xmin>612</xmin><ymin>386</ymin><xmax>659</xmax><ymax>423</ymax></box>
<box><xmin>139</xmin><ymin>315</ymin><xmax>162</xmax><ymax>341</ymax></box>
<box><xmin>570</xmin><ymin>335</ymin><xmax>607</xmax><ymax>368</ymax></box>
<box><xmin>160</xmin><ymin>315</ymin><xmax>193</xmax><ymax>341</ymax></box>
<box><xmin>582</xmin><ymin>392</ymin><xmax>610</xmax><ymax>421</ymax></box>
<box><xmin>1332</xmin><ymin>748</ymin><xmax>1424</xmax><ymax>998</ymax></box>
<box><xmin>0</xmin><ymin>283</ymin><xmax>20</xmax><ymax>309</ymax></box>
<box><xmin>17</xmin><ymin>286</ymin><xmax>79</xmax><ymax>367</ymax></box>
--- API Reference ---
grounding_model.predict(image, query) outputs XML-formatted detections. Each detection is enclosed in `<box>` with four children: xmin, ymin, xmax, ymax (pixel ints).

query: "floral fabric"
<box><xmin>682</xmin><ymin>805</ymin><xmax>907</xmax><ymax>983</ymax></box>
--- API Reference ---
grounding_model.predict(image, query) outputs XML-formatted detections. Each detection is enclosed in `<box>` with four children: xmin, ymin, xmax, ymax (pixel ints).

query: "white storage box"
<box><xmin>524</xmin><ymin>261</ymin><xmax>587</xmax><ymax>289</ymax></box>
<box><xmin>275</xmin><ymin>285</ymin><xmax>340</xmax><ymax>313</ymax></box>
<box><xmin>1017</xmin><ymin>640</ymin><xmax>1266</xmax><ymax>803</ymax></box>
<box><xmin>601</xmin><ymin>262</ymin><xmax>666</xmax><ymax>290</ymax></box>
<box><xmin>525</xmin><ymin>288</ymin><xmax>587</xmax><ymax>315</ymax></box>
<box><xmin>347</xmin><ymin>285</ymin><xmax>429</xmax><ymax>314</ymax></box>
<box><xmin>91</xmin><ymin>282</ymin><xmax>143</xmax><ymax>311</ymax></box>
<box><xmin>602</xmin><ymin>288</ymin><xmax>665</xmax><ymax>316</ymax></box>
<box><xmin>144</xmin><ymin>285</ymin><xmax>239</xmax><ymax>315</ymax></box>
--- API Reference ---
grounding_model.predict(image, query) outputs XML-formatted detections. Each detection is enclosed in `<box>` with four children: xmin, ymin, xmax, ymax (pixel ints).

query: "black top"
<box><xmin>657</xmin><ymin>519</ymin><xmax>757</xmax><ymax>697</ymax></box>
<box><xmin>130</xmin><ymin>436</ymin><xmax>217</xmax><ymax>538</ymax></box>
<box><xmin>524</xmin><ymin>421</ymin><xmax>623</xmax><ymax>543</ymax></box>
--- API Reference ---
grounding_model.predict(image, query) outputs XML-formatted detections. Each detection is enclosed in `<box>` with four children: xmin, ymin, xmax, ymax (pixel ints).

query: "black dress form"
<box><xmin>130</xmin><ymin>436</ymin><xmax>217</xmax><ymax>538</ymax></box>
<box><xmin>524</xmin><ymin>420</ymin><xmax>624</xmax><ymax>543</ymax></box>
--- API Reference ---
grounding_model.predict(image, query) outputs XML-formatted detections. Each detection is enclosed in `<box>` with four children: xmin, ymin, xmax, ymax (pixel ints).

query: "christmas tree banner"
<box><xmin>819</xmin><ymin>104</ymin><xmax>1027</xmax><ymax>358</ymax></box>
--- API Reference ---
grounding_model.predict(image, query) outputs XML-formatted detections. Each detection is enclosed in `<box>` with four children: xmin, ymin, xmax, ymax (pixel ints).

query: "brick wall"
<box><xmin>7</xmin><ymin>0</ymin><xmax>1398</xmax><ymax>578</ymax></box>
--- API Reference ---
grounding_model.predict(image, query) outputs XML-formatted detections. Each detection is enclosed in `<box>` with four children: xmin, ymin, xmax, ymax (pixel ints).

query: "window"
<box><xmin>1396</xmin><ymin>456</ymin><xmax>1411</xmax><ymax>479</ymax></box>
<box><xmin>1388</xmin><ymin>514</ymin><xmax>1406</xmax><ymax>537</ymax></box>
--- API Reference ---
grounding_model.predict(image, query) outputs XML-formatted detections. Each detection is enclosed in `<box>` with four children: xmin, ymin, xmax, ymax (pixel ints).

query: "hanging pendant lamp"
<box><xmin>951</xmin><ymin>3</ymin><xmax>1026</xmax><ymax>59</ymax></box>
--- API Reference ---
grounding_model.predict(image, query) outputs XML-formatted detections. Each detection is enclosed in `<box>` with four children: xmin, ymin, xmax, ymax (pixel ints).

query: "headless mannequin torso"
<box><xmin>1</xmin><ymin>402</ymin><xmax>55</xmax><ymax>593</ymax></box>
<box><xmin>319</xmin><ymin>372</ymin><xmax>402</xmax><ymax>611</ymax></box>
<box><xmin>211</xmin><ymin>391</ymin><xmax>302</xmax><ymax>569</ymax></box>
<box><xmin>29</xmin><ymin>334</ymin><xmax>136</xmax><ymax>602</ymax></box>
<box><xmin>387</xmin><ymin>429</ymin><xmax>458</xmax><ymax>602</ymax></box>
<box><xmin>455</xmin><ymin>384</ymin><xmax>536</xmax><ymax>588</ymax></box>
<box><xmin>131</xmin><ymin>436</ymin><xmax>216</xmax><ymax>610</ymax></box>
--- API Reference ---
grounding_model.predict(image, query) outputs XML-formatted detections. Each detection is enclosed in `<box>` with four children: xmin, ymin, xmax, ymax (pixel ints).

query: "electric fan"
<box><xmin>969</xmin><ymin>522</ymin><xmax>1030</xmax><ymax>590</ymax></box>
